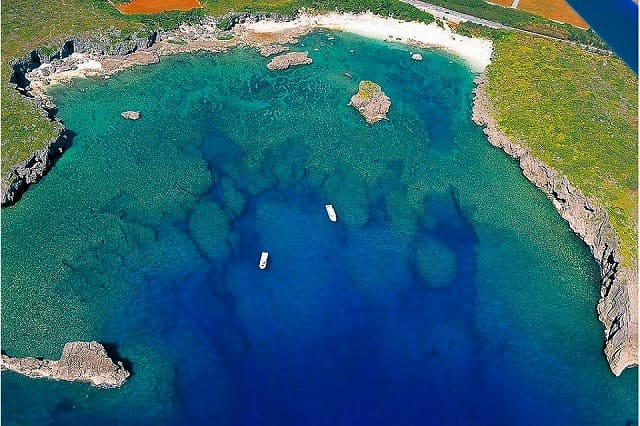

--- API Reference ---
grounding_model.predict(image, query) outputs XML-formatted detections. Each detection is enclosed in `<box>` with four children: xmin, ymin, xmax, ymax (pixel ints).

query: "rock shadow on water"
<box><xmin>101</xmin><ymin>343</ymin><xmax>134</xmax><ymax>379</ymax></box>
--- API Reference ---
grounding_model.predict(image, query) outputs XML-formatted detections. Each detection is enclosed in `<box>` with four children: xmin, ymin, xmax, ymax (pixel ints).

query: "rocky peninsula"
<box><xmin>1</xmin><ymin>341</ymin><xmax>130</xmax><ymax>388</ymax></box>
<box><xmin>266</xmin><ymin>51</ymin><xmax>312</xmax><ymax>70</ymax></box>
<box><xmin>349</xmin><ymin>80</ymin><xmax>391</xmax><ymax>124</ymax></box>
<box><xmin>472</xmin><ymin>73</ymin><xmax>638</xmax><ymax>376</ymax></box>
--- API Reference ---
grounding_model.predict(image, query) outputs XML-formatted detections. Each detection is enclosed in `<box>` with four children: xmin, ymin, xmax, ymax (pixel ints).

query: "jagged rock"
<box><xmin>411</xmin><ymin>53</ymin><xmax>423</xmax><ymax>61</ymax></box>
<box><xmin>1</xmin><ymin>127</ymin><xmax>66</xmax><ymax>207</ymax></box>
<box><xmin>121</xmin><ymin>111</ymin><xmax>140</xmax><ymax>120</ymax></box>
<box><xmin>1</xmin><ymin>341</ymin><xmax>130</xmax><ymax>388</ymax></box>
<box><xmin>266</xmin><ymin>51</ymin><xmax>312</xmax><ymax>70</ymax></box>
<box><xmin>472</xmin><ymin>73</ymin><xmax>638</xmax><ymax>376</ymax></box>
<box><xmin>259</xmin><ymin>44</ymin><xmax>289</xmax><ymax>57</ymax></box>
<box><xmin>349</xmin><ymin>80</ymin><xmax>391</xmax><ymax>124</ymax></box>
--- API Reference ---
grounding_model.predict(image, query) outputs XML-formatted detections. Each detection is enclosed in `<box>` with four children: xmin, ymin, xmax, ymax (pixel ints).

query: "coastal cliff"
<box><xmin>472</xmin><ymin>74</ymin><xmax>638</xmax><ymax>376</ymax></box>
<box><xmin>1</xmin><ymin>341</ymin><xmax>130</xmax><ymax>388</ymax></box>
<box><xmin>1</xmin><ymin>132</ymin><xmax>70</xmax><ymax>206</ymax></box>
<box><xmin>2</xmin><ymin>30</ymin><xmax>158</xmax><ymax>207</ymax></box>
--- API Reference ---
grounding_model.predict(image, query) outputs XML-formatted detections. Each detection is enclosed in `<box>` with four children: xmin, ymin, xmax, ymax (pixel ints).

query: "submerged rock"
<box><xmin>1</xmin><ymin>341</ymin><xmax>130</xmax><ymax>388</ymax></box>
<box><xmin>349</xmin><ymin>80</ymin><xmax>391</xmax><ymax>124</ymax></box>
<box><xmin>121</xmin><ymin>110</ymin><xmax>141</xmax><ymax>120</ymax></box>
<box><xmin>266</xmin><ymin>51</ymin><xmax>312</xmax><ymax>70</ymax></box>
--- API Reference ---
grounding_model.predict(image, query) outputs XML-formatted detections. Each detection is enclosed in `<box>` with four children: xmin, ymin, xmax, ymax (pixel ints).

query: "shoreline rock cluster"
<box><xmin>472</xmin><ymin>73</ymin><xmax>638</xmax><ymax>376</ymax></box>
<box><xmin>266</xmin><ymin>51</ymin><xmax>312</xmax><ymax>70</ymax></box>
<box><xmin>349</xmin><ymin>80</ymin><xmax>391</xmax><ymax>124</ymax></box>
<box><xmin>1</xmin><ymin>341</ymin><xmax>130</xmax><ymax>388</ymax></box>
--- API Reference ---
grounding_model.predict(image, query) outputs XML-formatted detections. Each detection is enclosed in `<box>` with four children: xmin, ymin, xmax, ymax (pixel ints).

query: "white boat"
<box><xmin>259</xmin><ymin>252</ymin><xmax>269</xmax><ymax>270</ymax></box>
<box><xmin>325</xmin><ymin>204</ymin><xmax>337</xmax><ymax>222</ymax></box>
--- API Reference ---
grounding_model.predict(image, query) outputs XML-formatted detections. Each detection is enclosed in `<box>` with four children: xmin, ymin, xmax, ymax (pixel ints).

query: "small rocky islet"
<box><xmin>266</xmin><ymin>51</ymin><xmax>312</xmax><ymax>70</ymax></box>
<box><xmin>348</xmin><ymin>80</ymin><xmax>391</xmax><ymax>124</ymax></box>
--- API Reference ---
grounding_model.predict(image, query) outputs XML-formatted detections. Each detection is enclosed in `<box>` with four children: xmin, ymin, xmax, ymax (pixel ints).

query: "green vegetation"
<box><xmin>216</xmin><ymin>16</ymin><xmax>234</xmax><ymax>30</ymax></box>
<box><xmin>483</xmin><ymin>32</ymin><xmax>638</xmax><ymax>265</ymax></box>
<box><xmin>357</xmin><ymin>80</ymin><xmax>381</xmax><ymax>99</ymax></box>
<box><xmin>198</xmin><ymin>0</ymin><xmax>434</xmax><ymax>23</ymax></box>
<box><xmin>426</xmin><ymin>0</ymin><xmax>607</xmax><ymax>49</ymax></box>
<box><xmin>2</xmin><ymin>87</ymin><xmax>62</xmax><ymax>174</ymax></box>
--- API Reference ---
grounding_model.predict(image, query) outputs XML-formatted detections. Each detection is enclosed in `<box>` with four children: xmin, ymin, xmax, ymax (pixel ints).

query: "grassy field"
<box><xmin>483</xmin><ymin>32</ymin><xmax>638</xmax><ymax>265</ymax></box>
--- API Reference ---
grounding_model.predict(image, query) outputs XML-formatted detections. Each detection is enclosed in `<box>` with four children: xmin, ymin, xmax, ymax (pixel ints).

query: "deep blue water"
<box><xmin>567</xmin><ymin>0</ymin><xmax>638</xmax><ymax>72</ymax></box>
<box><xmin>1</xmin><ymin>31</ymin><xmax>637</xmax><ymax>425</ymax></box>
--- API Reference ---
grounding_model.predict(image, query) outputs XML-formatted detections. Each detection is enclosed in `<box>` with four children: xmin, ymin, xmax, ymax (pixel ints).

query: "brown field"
<box><xmin>516</xmin><ymin>0</ymin><xmax>589</xmax><ymax>28</ymax></box>
<box><xmin>115</xmin><ymin>0</ymin><xmax>202</xmax><ymax>14</ymax></box>
<box><xmin>488</xmin><ymin>0</ymin><xmax>515</xmax><ymax>7</ymax></box>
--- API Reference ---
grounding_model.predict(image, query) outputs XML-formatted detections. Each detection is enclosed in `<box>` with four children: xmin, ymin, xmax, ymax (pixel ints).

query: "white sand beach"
<box><xmin>241</xmin><ymin>12</ymin><xmax>493</xmax><ymax>72</ymax></box>
<box><xmin>26</xmin><ymin>11</ymin><xmax>493</xmax><ymax>98</ymax></box>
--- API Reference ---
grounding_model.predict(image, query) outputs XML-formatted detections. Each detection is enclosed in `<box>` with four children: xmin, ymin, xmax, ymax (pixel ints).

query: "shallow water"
<box><xmin>2</xmin><ymin>31</ymin><xmax>637</xmax><ymax>425</ymax></box>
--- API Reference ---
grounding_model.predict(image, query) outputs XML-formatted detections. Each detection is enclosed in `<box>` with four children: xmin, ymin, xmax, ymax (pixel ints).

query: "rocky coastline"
<box><xmin>2</xmin><ymin>14</ymin><xmax>305</xmax><ymax>206</ymax></box>
<box><xmin>472</xmin><ymin>73</ymin><xmax>638</xmax><ymax>376</ymax></box>
<box><xmin>1</xmin><ymin>341</ymin><xmax>130</xmax><ymax>388</ymax></box>
<box><xmin>3</xmin><ymin>12</ymin><xmax>491</xmax><ymax>205</ymax></box>
<box><xmin>4</xmin><ymin>11</ymin><xmax>636</xmax><ymax>377</ymax></box>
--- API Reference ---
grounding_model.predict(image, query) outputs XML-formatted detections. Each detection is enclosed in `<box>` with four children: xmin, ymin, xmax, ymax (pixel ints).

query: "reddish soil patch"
<box><xmin>516</xmin><ymin>0</ymin><xmax>589</xmax><ymax>28</ymax></box>
<box><xmin>488</xmin><ymin>0</ymin><xmax>516</xmax><ymax>7</ymax></box>
<box><xmin>115</xmin><ymin>0</ymin><xmax>202</xmax><ymax>14</ymax></box>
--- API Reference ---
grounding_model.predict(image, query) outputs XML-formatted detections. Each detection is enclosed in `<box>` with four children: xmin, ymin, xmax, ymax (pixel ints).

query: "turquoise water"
<box><xmin>2</xmin><ymin>31</ymin><xmax>637</xmax><ymax>425</ymax></box>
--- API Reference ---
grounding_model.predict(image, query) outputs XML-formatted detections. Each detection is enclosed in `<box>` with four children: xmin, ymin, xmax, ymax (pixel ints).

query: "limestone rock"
<box><xmin>1</xmin><ymin>341</ymin><xmax>130</xmax><ymax>388</ymax></box>
<box><xmin>349</xmin><ymin>80</ymin><xmax>391</xmax><ymax>124</ymax></box>
<box><xmin>259</xmin><ymin>44</ymin><xmax>289</xmax><ymax>57</ymax></box>
<box><xmin>1</xmin><ymin>129</ymin><xmax>67</xmax><ymax>207</ymax></box>
<box><xmin>121</xmin><ymin>110</ymin><xmax>140</xmax><ymax>120</ymax></box>
<box><xmin>266</xmin><ymin>51</ymin><xmax>312</xmax><ymax>70</ymax></box>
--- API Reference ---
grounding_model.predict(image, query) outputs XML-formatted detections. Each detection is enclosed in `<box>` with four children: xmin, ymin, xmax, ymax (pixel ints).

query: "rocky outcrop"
<box><xmin>1</xmin><ymin>341</ymin><xmax>130</xmax><ymax>388</ymax></box>
<box><xmin>1</xmin><ymin>127</ymin><xmax>68</xmax><ymax>207</ymax></box>
<box><xmin>259</xmin><ymin>44</ymin><xmax>289</xmax><ymax>57</ymax></box>
<box><xmin>472</xmin><ymin>73</ymin><xmax>638</xmax><ymax>376</ymax></box>
<box><xmin>266</xmin><ymin>51</ymin><xmax>312</xmax><ymax>70</ymax></box>
<box><xmin>349</xmin><ymin>80</ymin><xmax>391</xmax><ymax>124</ymax></box>
<box><xmin>121</xmin><ymin>111</ymin><xmax>141</xmax><ymax>120</ymax></box>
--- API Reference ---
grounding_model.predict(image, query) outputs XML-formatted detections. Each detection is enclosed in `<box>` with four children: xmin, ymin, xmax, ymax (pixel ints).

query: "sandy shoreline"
<box><xmin>25</xmin><ymin>12</ymin><xmax>492</xmax><ymax>98</ymax></box>
<box><xmin>242</xmin><ymin>12</ymin><xmax>493</xmax><ymax>72</ymax></box>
